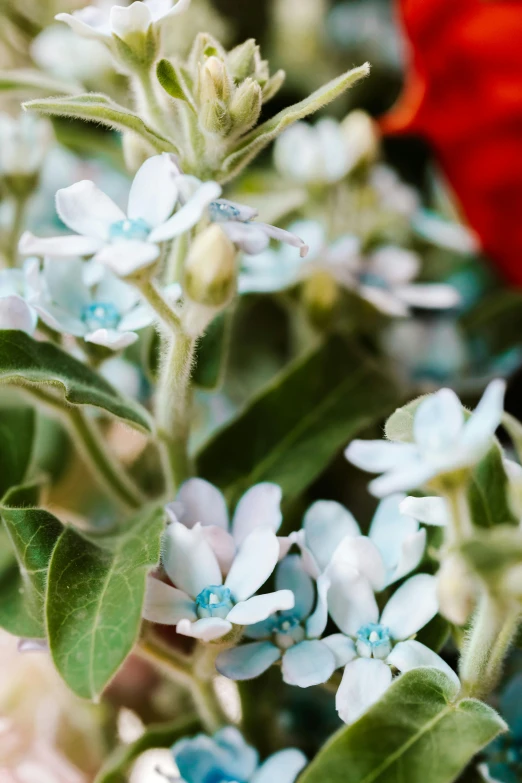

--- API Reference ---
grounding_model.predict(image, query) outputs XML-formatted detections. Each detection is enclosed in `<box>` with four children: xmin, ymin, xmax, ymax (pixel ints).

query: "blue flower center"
<box><xmin>272</xmin><ymin>613</ymin><xmax>306</xmax><ymax>649</ymax></box>
<box><xmin>208</xmin><ymin>201</ymin><xmax>241</xmax><ymax>222</ymax></box>
<box><xmin>109</xmin><ymin>217</ymin><xmax>150</xmax><ymax>241</ymax></box>
<box><xmin>358</xmin><ymin>271</ymin><xmax>389</xmax><ymax>290</ymax></box>
<box><xmin>81</xmin><ymin>302</ymin><xmax>120</xmax><ymax>331</ymax></box>
<box><xmin>195</xmin><ymin>585</ymin><xmax>234</xmax><ymax>619</ymax></box>
<box><xmin>356</xmin><ymin>622</ymin><xmax>392</xmax><ymax>660</ymax></box>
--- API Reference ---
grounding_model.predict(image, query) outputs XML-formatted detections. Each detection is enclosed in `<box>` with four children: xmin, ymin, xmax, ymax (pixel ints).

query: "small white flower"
<box><xmin>19</xmin><ymin>154</ymin><xmax>221</xmax><ymax>277</ymax></box>
<box><xmin>0</xmin><ymin>113</ymin><xmax>52</xmax><ymax>177</ymax></box>
<box><xmin>56</xmin><ymin>0</ymin><xmax>191</xmax><ymax>43</ymax></box>
<box><xmin>346</xmin><ymin>380</ymin><xmax>506</xmax><ymax>497</ymax></box>
<box><xmin>31</xmin><ymin>24</ymin><xmax>113</xmax><ymax>83</ymax></box>
<box><xmin>143</xmin><ymin>480</ymin><xmax>294</xmax><ymax>641</ymax></box>
<box><xmin>0</xmin><ymin>259</ymin><xmax>40</xmax><ymax>335</ymax></box>
<box><xmin>328</xmin><ymin>570</ymin><xmax>458</xmax><ymax>724</ymax></box>
<box><xmin>30</xmin><ymin>257</ymin><xmax>154</xmax><ymax>350</ymax></box>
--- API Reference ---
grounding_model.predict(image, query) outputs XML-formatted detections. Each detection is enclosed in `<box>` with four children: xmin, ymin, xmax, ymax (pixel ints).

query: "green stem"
<box><xmin>135</xmin><ymin>67</ymin><xmax>171</xmax><ymax>137</ymax></box>
<box><xmin>22</xmin><ymin>386</ymin><xmax>144</xmax><ymax>510</ymax></box>
<box><xmin>6</xmin><ymin>196</ymin><xmax>27</xmax><ymax>267</ymax></box>
<box><xmin>137</xmin><ymin>277</ymin><xmax>182</xmax><ymax>334</ymax></box>
<box><xmin>444</xmin><ymin>483</ymin><xmax>473</xmax><ymax>544</ymax></box>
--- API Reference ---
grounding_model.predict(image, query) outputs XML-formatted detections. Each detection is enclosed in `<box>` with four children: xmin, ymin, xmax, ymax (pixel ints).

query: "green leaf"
<box><xmin>468</xmin><ymin>445</ymin><xmax>518</xmax><ymax>529</ymax></box>
<box><xmin>299</xmin><ymin>668</ymin><xmax>505</xmax><ymax>783</ymax></box>
<box><xmin>46</xmin><ymin>505</ymin><xmax>165</xmax><ymax>700</ymax></box>
<box><xmin>0</xmin><ymin>485</ymin><xmax>63</xmax><ymax>638</ymax></box>
<box><xmin>0</xmin><ymin>404</ymin><xmax>36</xmax><ymax>499</ymax></box>
<box><xmin>0</xmin><ymin>330</ymin><xmax>152</xmax><ymax>431</ymax></box>
<box><xmin>384</xmin><ymin>396</ymin><xmax>425</xmax><ymax>443</ymax></box>
<box><xmin>95</xmin><ymin>715</ymin><xmax>200</xmax><ymax>783</ymax></box>
<box><xmin>197</xmin><ymin>335</ymin><xmax>399</xmax><ymax>504</ymax></box>
<box><xmin>156</xmin><ymin>59</ymin><xmax>194</xmax><ymax>105</ymax></box>
<box><xmin>23</xmin><ymin>93</ymin><xmax>176</xmax><ymax>154</ymax></box>
<box><xmin>221</xmin><ymin>63</ymin><xmax>370</xmax><ymax>183</ymax></box>
<box><xmin>193</xmin><ymin>312</ymin><xmax>231</xmax><ymax>389</ymax></box>
<box><xmin>0</xmin><ymin>68</ymin><xmax>81</xmax><ymax>95</ymax></box>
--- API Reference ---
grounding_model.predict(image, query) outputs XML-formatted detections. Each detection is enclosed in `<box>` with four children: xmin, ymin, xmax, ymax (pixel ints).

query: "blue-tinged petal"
<box><xmin>43</xmin><ymin>256</ymin><xmax>90</xmax><ymax>315</ymax></box>
<box><xmin>321</xmin><ymin>634</ymin><xmax>357</xmax><ymax>667</ymax></box>
<box><xmin>251</xmin><ymin>749</ymin><xmax>307</xmax><ymax>783</ymax></box>
<box><xmin>413</xmin><ymin>388</ymin><xmax>464</xmax><ymax>453</ymax></box>
<box><xmin>305</xmin><ymin>573</ymin><xmax>330</xmax><ymax>639</ymax></box>
<box><xmin>369</xmin><ymin>461</ymin><xmax>437</xmax><ymax>498</ymax></box>
<box><xmin>387</xmin><ymin>640</ymin><xmax>460</xmax><ymax>691</ymax></box>
<box><xmin>345</xmin><ymin>440</ymin><xmax>419</xmax><ymax>473</ymax></box>
<box><xmin>95</xmin><ymin>270</ymin><xmax>139</xmax><ymax>313</ymax></box>
<box><xmin>225</xmin><ymin>528</ymin><xmax>279</xmax><ymax>602</ymax></box>
<box><xmin>216</xmin><ymin>641</ymin><xmax>281</xmax><ymax>680</ymax></box>
<box><xmin>276</xmin><ymin>555</ymin><xmax>314</xmax><ymax>620</ymax></box>
<box><xmin>142</xmin><ymin>576</ymin><xmax>196</xmax><ymax>625</ymax></box>
<box><xmin>162</xmin><ymin>521</ymin><xmax>222</xmax><ymax>597</ymax></box>
<box><xmin>336</xmin><ymin>658</ymin><xmax>392</xmax><ymax>725</ymax></box>
<box><xmin>380</xmin><ymin>574</ymin><xmax>438</xmax><ymax>640</ymax></box>
<box><xmin>169</xmin><ymin>478</ymin><xmax>229</xmax><ymax>530</ymax></box>
<box><xmin>213</xmin><ymin>727</ymin><xmax>259</xmax><ymax>781</ymax></box>
<box><xmin>461</xmin><ymin>379</ymin><xmax>506</xmax><ymax>454</ymax></box>
<box><xmin>172</xmin><ymin>728</ymin><xmax>258</xmax><ymax>783</ymax></box>
<box><xmin>302</xmin><ymin>500</ymin><xmax>360</xmax><ymax>573</ymax></box>
<box><xmin>231</xmin><ymin>483</ymin><xmax>283</xmax><ymax>546</ymax></box>
<box><xmin>399</xmin><ymin>496</ymin><xmax>449</xmax><ymax>527</ymax></box>
<box><xmin>282</xmin><ymin>640</ymin><xmax>335</xmax><ymax>688</ymax></box>
<box><xmin>244</xmin><ymin>617</ymin><xmax>274</xmax><ymax>640</ymax></box>
<box><xmin>369</xmin><ymin>494</ymin><xmax>426</xmax><ymax>584</ymax></box>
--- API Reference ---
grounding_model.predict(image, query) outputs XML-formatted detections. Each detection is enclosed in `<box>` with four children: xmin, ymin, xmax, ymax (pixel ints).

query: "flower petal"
<box><xmin>110</xmin><ymin>2</ymin><xmax>152</xmax><ymax>38</ymax></box>
<box><xmin>117</xmin><ymin>303</ymin><xmax>154</xmax><ymax>332</ymax></box>
<box><xmin>19</xmin><ymin>230</ymin><xmax>103</xmax><ymax>257</ymax></box>
<box><xmin>94</xmin><ymin>240</ymin><xmax>160</xmax><ymax>276</ymax></box>
<box><xmin>305</xmin><ymin>573</ymin><xmax>330</xmax><ymax>639</ymax></box>
<box><xmin>282</xmin><ymin>640</ymin><xmax>336</xmax><ymax>687</ymax></box>
<box><xmin>367</xmin><ymin>246</ymin><xmax>420</xmax><ymax>284</ymax></box>
<box><xmin>168</xmin><ymin>477</ymin><xmax>229</xmax><ymax>530</ymax></box>
<box><xmin>148</xmin><ymin>181</ymin><xmax>222</xmax><ymax>242</ymax></box>
<box><xmin>227</xmin><ymin>590</ymin><xmax>294</xmax><ymax>625</ymax></box>
<box><xmin>201</xmin><ymin>527</ymin><xmax>236</xmax><ymax>574</ymax></box>
<box><xmin>414</xmin><ymin>388</ymin><xmax>464</xmax><ymax>453</ymax></box>
<box><xmin>276</xmin><ymin>555</ymin><xmax>315</xmax><ymax>620</ymax></box>
<box><xmin>387</xmin><ymin>640</ymin><xmax>460</xmax><ymax>689</ymax></box>
<box><xmin>222</xmin><ymin>222</ymin><xmax>270</xmax><ymax>255</ymax></box>
<box><xmin>85</xmin><ymin>328</ymin><xmax>138</xmax><ymax>350</ymax></box>
<box><xmin>127</xmin><ymin>154</ymin><xmax>179</xmax><ymax>227</ymax></box>
<box><xmin>142</xmin><ymin>576</ymin><xmax>196</xmax><ymax>624</ymax></box>
<box><xmin>302</xmin><ymin>500</ymin><xmax>360</xmax><ymax>574</ymax></box>
<box><xmin>232</xmin><ymin>483</ymin><xmax>283</xmax><ymax>546</ymax></box>
<box><xmin>55</xmin><ymin>9</ymin><xmax>112</xmax><ymax>40</ymax></box>
<box><xmin>157</xmin><ymin>0</ymin><xmax>192</xmax><ymax>19</ymax></box>
<box><xmin>461</xmin><ymin>379</ymin><xmax>506</xmax><ymax>453</ymax></box>
<box><xmin>162</xmin><ymin>521</ymin><xmax>222</xmax><ymax>598</ymax></box>
<box><xmin>330</xmin><ymin>536</ymin><xmax>387</xmax><ymax>592</ymax></box>
<box><xmin>321</xmin><ymin>634</ymin><xmax>357</xmax><ymax>667</ymax></box>
<box><xmin>345</xmin><ymin>440</ymin><xmax>419</xmax><ymax>474</ymax></box>
<box><xmin>368</xmin><ymin>461</ymin><xmax>437</xmax><ymax>499</ymax></box>
<box><xmin>391</xmin><ymin>529</ymin><xmax>426</xmax><ymax>585</ymax></box>
<box><xmin>251</xmin><ymin>750</ymin><xmax>307</xmax><ymax>783</ymax></box>
<box><xmin>255</xmin><ymin>223</ymin><xmax>309</xmax><ymax>257</ymax></box>
<box><xmin>336</xmin><ymin>658</ymin><xmax>392</xmax><ymax>725</ymax></box>
<box><xmin>0</xmin><ymin>295</ymin><xmax>36</xmax><ymax>334</ymax></box>
<box><xmin>396</xmin><ymin>283</ymin><xmax>461</xmax><ymax>310</ymax></box>
<box><xmin>360</xmin><ymin>286</ymin><xmax>409</xmax><ymax>317</ymax></box>
<box><xmin>369</xmin><ymin>493</ymin><xmax>426</xmax><ymax>584</ymax></box>
<box><xmin>176</xmin><ymin>617</ymin><xmax>232</xmax><ymax>641</ymax></box>
<box><xmin>380</xmin><ymin>574</ymin><xmax>438</xmax><ymax>640</ymax></box>
<box><xmin>216</xmin><ymin>641</ymin><xmax>281</xmax><ymax>680</ymax></box>
<box><xmin>32</xmin><ymin>301</ymin><xmax>85</xmax><ymax>336</ymax></box>
<box><xmin>56</xmin><ymin>180</ymin><xmax>125</xmax><ymax>241</ymax></box>
<box><xmin>225</xmin><ymin>528</ymin><xmax>279</xmax><ymax>602</ymax></box>
<box><xmin>399</xmin><ymin>496</ymin><xmax>449</xmax><ymax>526</ymax></box>
<box><xmin>327</xmin><ymin>567</ymin><xmax>379</xmax><ymax>637</ymax></box>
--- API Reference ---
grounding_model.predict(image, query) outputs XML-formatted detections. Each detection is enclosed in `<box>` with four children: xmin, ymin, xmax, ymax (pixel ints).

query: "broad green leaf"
<box><xmin>299</xmin><ymin>668</ymin><xmax>505</xmax><ymax>783</ymax></box>
<box><xmin>468</xmin><ymin>445</ymin><xmax>518</xmax><ymax>529</ymax></box>
<box><xmin>0</xmin><ymin>484</ymin><xmax>63</xmax><ymax>638</ymax></box>
<box><xmin>95</xmin><ymin>715</ymin><xmax>200</xmax><ymax>783</ymax></box>
<box><xmin>0</xmin><ymin>404</ymin><xmax>36</xmax><ymax>499</ymax></box>
<box><xmin>46</xmin><ymin>505</ymin><xmax>165</xmax><ymax>700</ymax></box>
<box><xmin>193</xmin><ymin>312</ymin><xmax>231</xmax><ymax>389</ymax></box>
<box><xmin>384</xmin><ymin>396</ymin><xmax>424</xmax><ymax>443</ymax></box>
<box><xmin>197</xmin><ymin>336</ymin><xmax>399</xmax><ymax>504</ymax></box>
<box><xmin>0</xmin><ymin>330</ymin><xmax>152</xmax><ymax>431</ymax></box>
<box><xmin>156</xmin><ymin>59</ymin><xmax>194</xmax><ymax>105</ymax></box>
<box><xmin>0</xmin><ymin>68</ymin><xmax>81</xmax><ymax>95</ymax></box>
<box><xmin>24</xmin><ymin>93</ymin><xmax>176</xmax><ymax>154</ymax></box>
<box><xmin>221</xmin><ymin>63</ymin><xmax>370</xmax><ymax>183</ymax></box>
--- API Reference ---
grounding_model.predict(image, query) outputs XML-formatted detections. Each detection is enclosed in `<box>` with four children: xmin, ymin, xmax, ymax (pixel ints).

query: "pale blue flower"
<box><xmin>0</xmin><ymin>258</ymin><xmax>40</xmax><ymax>334</ymax></box>
<box><xmin>143</xmin><ymin>480</ymin><xmax>294</xmax><ymax>642</ymax></box>
<box><xmin>30</xmin><ymin>257</ymin><xmax>154</xmax><ymax>350</ymax></box>
<box><xmin>170</xmin><ymin>727</ymin><xmax>306</xmax><ymax>783</ymax></box>
<box><xmin>346</xmin><ymin>380</ymin><xmax>506</xmax><ymax>497</ymax></box>
<box><xmin>216</xmin><ymin>555</ymin><xmax>338</xmax><ymax>688</ymax></box>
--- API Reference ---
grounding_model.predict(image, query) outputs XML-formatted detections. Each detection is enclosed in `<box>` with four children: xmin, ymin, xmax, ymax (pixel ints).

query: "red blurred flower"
<box><xmin>382</xmin><ymin>0</ymin><xmax>522</xmax><ymax>285</ymax></box>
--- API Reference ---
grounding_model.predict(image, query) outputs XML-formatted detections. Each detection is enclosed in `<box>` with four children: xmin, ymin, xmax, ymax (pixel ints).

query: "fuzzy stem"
<box><xmin>6</xmin><ymin>196</ymin><xmax>27</xmax><ymax>267</ymax></box>
<box><xmin>136</xmin><ymin>277</ymin><xmax>182</xmax><ymax>334</ymax></box>
<box><xmin>134</xmin><ymin>66</ymin><xmax>171</xmax><ymax>137</ymax></box>
<box><xmin>445</xmin><ymin>483</ymin><xmax>473</xmax><ymax>545</ymax></box>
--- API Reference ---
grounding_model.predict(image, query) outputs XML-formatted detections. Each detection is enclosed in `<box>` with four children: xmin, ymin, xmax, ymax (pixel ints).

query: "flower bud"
<box><xmin>340</xmin><ymin>110</ymin><xmax>379</xmax><ymax>170</ymax></box>
<box><xmin>302</xmin><ymin>270</ymin><xmax>340</xmax><ymax>327</ymax></box>
<box><xmin>199</xmin><ymin>101</ymin><xmax>232</xmax><ymax>136</ymax></box>
<box><xmin>184</xmin><ymin>225</ymin><xmax>237</xmax><ymax>309</ymax></box>
<box><xmin>199</xmin><ymin>56</ymin><xmax>231</xmax><ymax>104</ymax></box>
<box><xmin>229</xmin><ymin>79</ymin><xmax>262</xmax><ymax>135</ymax></box>
<box><xmin>437</xmin><ymin>554</ymin><xmax>477</xmax><ymax>626</ymax></box>
<box><xmin>227</xmin><ymin>39</ymin><xmax>257</xmax><ymax>82</ymax></box>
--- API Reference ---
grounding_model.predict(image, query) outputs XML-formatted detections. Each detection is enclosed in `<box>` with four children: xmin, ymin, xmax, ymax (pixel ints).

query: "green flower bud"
<box><xmin>340</xmin><ymin>109</ymin><xmax>379</xmax><ymax>170</ymax></box>
<box><xmin>227</xmin><ymin>39</ymin><xmax>258</xmax><ymax>82</ymax></box>
<box><xmin>437</xmin><ymin>555</ymin><xmax>477</xmax><ymax>626</ymax></box>
<box><xmin>199</xmin><ymin>100</ymin><xmax>232</xmax><ymax>136</ymax></box>
<box><xmin>184</xmin><ymin>225</ymin><xmax>237</xmax><ymax>309</ymax></box>
<box><xmin>302</xmin><ymin>270</ymin><xmax>340</xmax><ymax>328</ymax></box>
<box><xmin>229</xmin><ymin>78</ymin><xmax>262</xmax><ymax>134</ymax></box>
<box><xmin>199</xmin><ymin>56</ymin><xmax>232</xmax><ymax>104</ymax></box>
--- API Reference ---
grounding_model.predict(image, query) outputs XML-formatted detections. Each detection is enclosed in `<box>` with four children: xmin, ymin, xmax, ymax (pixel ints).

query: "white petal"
<box><xmin>282</xmin><ymin>640</ymin><xmax>336</xmax><ymax>687</ymax></box>
<box><xmin>387</xmin><ymin>640</ymin><xmax>460</xmax><ymax>690</ymax></box>
<box><xmin>0</xmin><ymin>295</ymin><xmax>36</xmax><ymax>334</ymax></box>
<box><xmin>321</xmin><ymin>634</ymin><xmax>357</xmax><ymax>667</ymax></box>
<box><xmin>345</xmin><ymin>440</ymin><xmax>419</xmax><ymax>473</ymax></box>
<box><xmin>85</xmin><ymin>328</ymin><xmax>138</xmax><ymax>350</ymax></box>
<box><xmin>276</xmin><ymin>555</ymin><xmax>315</xmax><ymax>620</ymax></box>
<box><xmin>330</xmin><ymin>536</ymin><xmax>387</xmax><ymax>592</ymax></box>
<box><xmin>305</xmin><ymin>572</ymin><xmax>330</xmax><ymax>638</ymax></box>
<box><xmin>227</xmin><ymin>589</ymin><xmax>294</xmax><ymax>625</ymax></box>
<box><xmin>461</xmin><ymin>379</ymin><xmax>506</xmax><ymax>453</ymax></box>
<box><xmin>19</xmin><ymin>230</ymin><xmax>103</xmax><ymax>257</ymax></box>
<box><xmin>212</xmin><ymin>198</ymin><xmax>258</xmax><ymax>222</ymax></box>
<box><xmin>127</xmin><ymin>154</ymin><xmax>179</xmax><ymax>228</ymax></box>
<box><xmin>390</xmin><ymin>529</ymin><xmax>426</xmax><ymax>585</ymax></box>
<box><xmin>380</xmin><ymin>574</ymin><xmax>438</xmax><ymax>640</ymax></box>
<box><xmin>117</xmin><ymin>304</ymin><xmax>155</xmax><ymax>332</ymax></box>
<box><xmin>360</xmin><ymin>286</ymin><xmax>409</xmax><ymax>317</ymax></box>
<box><xmin>142</xmin><ymin>576</ymin><xmax>196</xmax><ymax>624</ymax></box>
<box><xmin>396</xmin><ymin>284</ymin><xmax>461</xmax><ymax>310</ymax></box>
<box><xmin>162</xmin><ymin>521</ymin><xmax>222</xmax><ymax>598</ymax></box>
<box><xmin>176</xmin><ymin>617</ymin><xmax>232</xmax><ymax>641</ymax></box>
<box><xmin>56</xmin><ymin>181</ymin><xmax>125</xmax><ymax>240</ymax></box>
<box><xmin>170</xmin><ymin>478</ymin><xmax>229</xmax><ymax>530</ymax></box>
<box><xmin>110</xmin><ymin>2</ymin><xmax>152</xmax><ymax>38</ymax></box>
<box><xmin>251</xmin><ymin>750</ymin><xmax>307</xmax><ymax>783</ymax></box>
<box><xmin>327</xmin><ymin>567</ymin><xmax>379</xmax><ymax>636</ymax></box>
<box><xmin>256</xmin><ymin>223</ymin><xmax>309</xmax><ymax>257</ymax></box>
<box><xmin>367</xmin><ymin>246</ymin><xmax>420</xmax><ymax>284</ymax></box>
<box><xmin>369</xmin><ymin>493</ymin><xmax>416</xmax><ymax>567</ymax></box>
<box><xmin>42</xmin><ymin>256</ymin><xmax>89</xmax><ymax>314</ymax></box>
<box><xmin>232</xmin><ymin>483</ymin><xmax>283</xmax><ymax>546</ymax></box>
<box><xmin>216</xmin><ymin>641</ymin><xmax>281</xmax><ymax>680</ymax></box>
<box><xmin>201</xmin><ymin>527</ymin><xmax>236</xmax><ymax>574</ymax></box>
<box><xmin>94</xmin><ymin>240</ymin><xmax>160</xmax><ymax>276</ymax></box>
<box><xmin>399</xmin><ymin>496</ymin><xmax>449</xmax><ymax>526</ymax></box>
<box><xmin>368</xmin><ymin>461</ymin><xmax>437</xmax><ymax>498</ymax></box>
<box><xmin>302</xmin><ymin>500</ymin><xmax>360</xmax><ymax>573</ymax></box>
<box><xmin>222</xmin><ymin>222</ymin><xmax>270</xmax><ymax>255</ymax></box>
<box><xmin>148</xmin><ymin>181</ymin><xmax>221</xmax><ymax>242</ymax></box>
<box><xmin>336</xmin><ymin>658</ymin><xmax>392</xmax><ymax>725</ymax></box>
<box><xmin>32</xmin><ymin>301</ymin><xmax>85</xmax><ymax>336</ymax></box>
<box><xmin>414</xmin><ymin>388</ymin><xmax>464</xmax><ymax>453</ymax></box>
<box><xmin>159</xmin><ymin>0</ymin><xmax>192</xmax><ymax>19</ymax></box>
<box><xmin>225</xmin><ymin>528</ymin><xmax>279</xmax><ymax>602</ymax></box>
<box><xmin>55</xmin><ymin>10</ymin><xmax>111</xmax><ymax>40</ymax></box>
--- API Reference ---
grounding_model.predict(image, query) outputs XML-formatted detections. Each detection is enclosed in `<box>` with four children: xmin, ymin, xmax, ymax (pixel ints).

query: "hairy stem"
<box><xmin>135</xmin><ymin>66</ymin><xmax>172</xmax><ymax>138</ymax></box>
<box><xmin>6</xmin><ymin>196</ymin><xmax>27</xmax><ymax>267</ymax></box>
<box><xmin>445</xmin><ymin>483</ymin><xmax>473</xmax><ymax>544</ymax></box>
<box><xmin>137</xmin><ymin>277</ymin><xmax>182</xmax><ymax>334</ymax></box>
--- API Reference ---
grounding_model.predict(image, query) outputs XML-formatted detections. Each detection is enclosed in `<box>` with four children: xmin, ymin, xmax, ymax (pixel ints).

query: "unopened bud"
<box><xmin>302</xmin><ymin>270</ymin><xmax>339</xmax><ymax>327</ymax></box>
<box><xmin>229</xmin><ymin>78</ymin><xmax>262</xmax><ymax>134</ymax></box>
<box><xmin>227</xmin><ymin>39</ymin><xmax>257</xmax><ymax>82</ymax></box>
<box><xmin>437</xmin><ymin>554</ymin><xmax>477</xmax><ymax>626</ymax></box>
<box><xmin>262</xmin><ymin>69</ymin><xmax>286</xmax><ymax>102</ymax></box>
<box><xmin>200</xmin><ymin>56</ymin><xmax>231</xmax><ymax>103</ymax></box>
<box><xmin>340</xmin><ymin>110</ymin><xmax>379</xmax><ymax>170</ymax></box>
<box><xmin>199</xmin><ymin>101</ymin><xmax>232</xmax><ymax>136</ymax></box>
<box><xmin>184</xmin><ymin>225</ymin><xmax>237</xmax><ymax>309</ymax></box>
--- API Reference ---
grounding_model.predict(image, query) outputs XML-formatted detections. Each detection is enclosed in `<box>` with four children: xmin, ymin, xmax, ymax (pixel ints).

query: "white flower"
<box><xmin>274</xmin><ymin>113</ymin><xmax>378</xmax><ymax>185</ymax></box>
<box><xmin>19</xmin><ymin>154</ymin><xmax>221</xmax><ymax>277</ymax></box>
<box><xmin>0</xmin><ymin>113</ymin><xmax>52</xmax><ymax>177</ymax></box>
<box><xmin>369</xmin><ymin>164</ymin><xmax>420</xmax><ymax>217</ymax></box>
<box><xmin>0</xmin><ymin>259</ymin><xmax>40</xmax><ymax>335</ymax></box>
<box><xmin>143</xmin><ymin>480</ymin><xmax>294</xmax><ymax>641</ymax></box>
<box><xmin>30</xmin><ymin>257</ymin><xmax>154</xmax><ymax>350</ymax></box>
<box><xmin>346</xmin><ymin>380</ymin><xmax>506</xmax><ymax>497</ymax></box>
<box><xmin>31</xmin><ymin>24</ymin><xmax>113</xmax><ymax>83</ymax></box>
<box><xmin>327</xmin><ymin>570</ymin><xmax>458</xmax><ymax>724</ymax></box>
<box><xmin>56</xmin><ymin>0</ymin><xmax>191</xmax><ymax>43</ymax></box>
<box><xmin>294</xmin><ymin>495</ymin><xmax>427</xmax><ymax>588</ymax></box>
